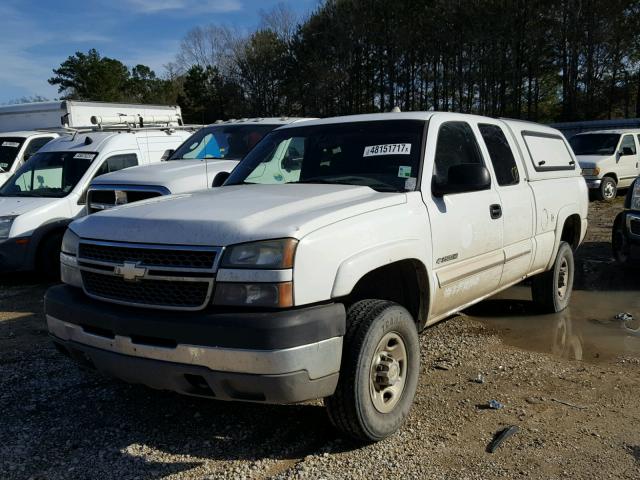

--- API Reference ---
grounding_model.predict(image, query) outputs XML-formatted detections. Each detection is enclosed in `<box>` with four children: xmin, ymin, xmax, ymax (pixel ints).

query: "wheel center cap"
<box><xmin>387</xmin><ymin>362</ymin><xmax>400</xmax><ymax>384</ymax></box>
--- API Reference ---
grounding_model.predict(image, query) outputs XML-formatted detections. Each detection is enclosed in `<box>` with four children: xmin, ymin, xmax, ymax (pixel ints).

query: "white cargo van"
<box><xmin>570</xmin><ymin>129</ymin><xmax>640</xmax><ymax>200</ymax></box>
<box><xmin>86</xmin><ymin>118</ymin><xmax>312</xmax><ymax>213</ymax></box>
<box><xmin>0</xmin><ymin>120</ymin><xmax>193</xmax><ymax>275</ymax></box>
<box><xmin>0</xmin><ymin>101</ymin><xmax>183</xmax><ymax>187</ymax></box>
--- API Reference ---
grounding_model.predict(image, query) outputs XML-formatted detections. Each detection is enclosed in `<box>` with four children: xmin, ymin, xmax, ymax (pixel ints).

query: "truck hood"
<box><xmin>0</xmin><ymin>196</ymin><xmax>54</xmax><ymax>216</ymax></box>
<box><xmin>90</xmin><ymin>159</ymin><xmax>239</xmax><ymax>192</ymax></box>
<box><xmin>577</xmin><ymin>155</ymin><xmax>610</xmax><ymax>169</ymax></box>
<box><xmin>71</xmin><ymin>184</ymin><xmax>406</xmax><ymax>246</ymax></box>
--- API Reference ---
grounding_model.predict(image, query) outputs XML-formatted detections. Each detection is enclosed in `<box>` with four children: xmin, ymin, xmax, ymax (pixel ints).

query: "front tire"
<box><xmin>531</xmin><ymin>241</ymin><xmax>574</xmax><ymax>313</ymax></box>
<box><xmin>325</xmin><ymin>300</ymin><xmax>420</xmax><ymax>442</ymax></box>
<box><xmin>37</xmin><ymin>232</ymin><xmax>63</xmax><ymax>280</ymax></box>
<box><xmin>597</xmin><ymin>176</ymin><xmax>617</xmax><ymax>201</ymax></box>
<box><xmin>612</xmin><ymin>213</ymin><xmax>630</xmax><ymax>264</ymax></box>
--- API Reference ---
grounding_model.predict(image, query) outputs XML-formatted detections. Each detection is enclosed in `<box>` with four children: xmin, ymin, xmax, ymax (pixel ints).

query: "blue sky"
<box><xmin>0</xmin><ymin>0</ymin><xmax>317</xmax><ymax>103</ymax></box>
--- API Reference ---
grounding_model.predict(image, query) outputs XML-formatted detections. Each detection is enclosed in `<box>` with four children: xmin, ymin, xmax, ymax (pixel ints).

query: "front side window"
<box><xmin>479</xmin><ymin>124</ymin><xmax>520</xmax><ymax>186</ymax></box>
<box><xmin>94</xmin><ymin>154</ymin><xmax>138</xmax><ymax>177</ymax></box>
<box><xmin>433</xmin><ymin>122</ymin><xmax>484</xmax><ymax>184</ymax></box>
<box><xmin>0</xmin><ymin>137</ymin><xmax>26</xmax><ymax>172</ymax></box>
<box><xmin>0</xmin><ymin>151</ymin><xmax>96</xmax><ymax>198</ymax></box>
<box><xmin>226</xmin><ymin>120</ymin><xmax>425</xmax><ymax>192</ymax></box>
<box><xmin>171</xmin><ymin>124</ymin><xmax>277</xmax><ymax>161</ymax></box>
<box><xmin>620</xmin><ymin>135</ymin><xmax>637</xmax><ymax>155</ymax></box>
<box><xmin>569</xmin><ymin>133</ymin><xmax>620</xmax><ymax>156</ymax></box>
<box><xmin>23</xmin><ymin>137</ymin><xmax>55</xmax><ymax>161</ymax></box>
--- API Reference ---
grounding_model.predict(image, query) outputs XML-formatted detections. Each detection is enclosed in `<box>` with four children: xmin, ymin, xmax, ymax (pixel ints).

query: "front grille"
<box><xmin>88</xmin><ymin>189</ymin><xmax>164</xmax><ymax>214</ymax></box>
<box><xmin>630</xmin><ymin>218</ymin><xmax>640</xmax><ymax>236</ymax></box>
<box><xmin>82</xmin><ymin>271</ymin><xmax>210</xmax><ymax>308</ymax></box>
<box><xmin>79</xmin><ymin>243</ymin><xmax>216</xmax><ymax>269</ymax></box>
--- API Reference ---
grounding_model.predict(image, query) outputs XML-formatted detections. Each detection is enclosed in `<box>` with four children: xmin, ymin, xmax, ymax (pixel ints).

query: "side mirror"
<box><xmin>161</xmin><ymin>149</ymin><xmax>175</xmax><ymax>161</ymax></box>
<box><xmin>432</xmin><ymin>164</ymin><xmax>491</xmax><ymax>197</ymax></box>
<box><xmin>77</xmin><ymin>187</ymin><xmax>89</xmax><ymax>205</ymax></box>
<box><xmin>23</xmin><ymin>152</ymin><xmax>33</xmax><ymax>162</ymax></box>
<box><xmin>212</xmin><ymin>171</ymin><xmax>230</xmax><ymax>187</ymax></box>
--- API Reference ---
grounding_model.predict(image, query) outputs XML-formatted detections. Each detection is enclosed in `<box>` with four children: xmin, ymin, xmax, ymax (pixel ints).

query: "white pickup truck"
<box><xmin>47</xmin><ymin>112</ymin><xmax>588</xmax><ymax>441</ymax></box>
<box><xmin>86</xmin><ymin>118</ymin><xmax>311</xmax><ymax>213</ymax></box>
<box><xmin>0</xmin><ymin>124</ymin><xmax>192</xmax><ymax>275</ymax></box>
<box><xmin>570</xmin><ymin>129</ymin><xmax>640</xmax><ymax>200</ymax></box>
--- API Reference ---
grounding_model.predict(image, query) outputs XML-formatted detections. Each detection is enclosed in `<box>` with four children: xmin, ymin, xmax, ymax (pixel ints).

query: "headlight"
<box><xmin>213</xmin><ymin>282</ymin><xmax>293</xmax><ymax>307</ymax></box>
<box><xmin>0</xmin><ymin>216</ymin><xmax>16</xmax><ymax>240</ymax></box>
<box><xmin>60</xmin><ymin>229</ymin><xmax>82</xmax><ymax>287</ymax></box>
<box><xmin>221</xmin><ymin>239</ymin><xmax>297</xmax><ymax>269</ymax></box>
<box><xmin>632</xmin><ymin>181</ymin><xmax>640</xmax><ymax>211</ymax></box>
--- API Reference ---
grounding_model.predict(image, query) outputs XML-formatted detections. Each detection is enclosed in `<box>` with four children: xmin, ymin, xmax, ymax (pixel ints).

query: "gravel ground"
<box><xmin>1</xmin><ymin>197</ymin><xmax>639</xmax><ymax>479</ymax></box>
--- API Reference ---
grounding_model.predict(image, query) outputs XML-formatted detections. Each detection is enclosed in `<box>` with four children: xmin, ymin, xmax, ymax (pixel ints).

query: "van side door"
<box><xmin>476</xmin><ymin>120</ymin><xmax>535</xmax><ymax>288</ymax></box>
<box><xmin>421</xmin><ymin>116</ymin><xmax>504</xmax><ymax>318</ymax></box>
<box><xmin>617</xmin><ymin>134</ymin><xmax>638</xmax><ymax>187</ymax></box>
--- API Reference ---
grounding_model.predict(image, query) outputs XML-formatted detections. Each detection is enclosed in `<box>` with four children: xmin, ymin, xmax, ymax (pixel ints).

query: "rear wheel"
<box><xmin>325</xmin><ymin>300</ymin><xmax>420</xmax><ymax>442</ymax></box>
<box><xmin>531</xmin><ymin>241</ymin><xmax>574</xmax><ymax>313</ymax></box>
<box><xmin>37</xmin><ymin>232</ymin><xmax>64</xmax><ymax>280</ymax></box>
<box><xmin>597</xmin><ymin>176</ymin><xmax>617</xmax><ymax>201</ymax></box>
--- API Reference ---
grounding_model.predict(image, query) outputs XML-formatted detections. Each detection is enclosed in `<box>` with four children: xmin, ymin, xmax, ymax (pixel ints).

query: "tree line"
<box><xmin>47</xmin><ymin>0</ymin><xmax>640</xmax><ymax>124</ymax></box>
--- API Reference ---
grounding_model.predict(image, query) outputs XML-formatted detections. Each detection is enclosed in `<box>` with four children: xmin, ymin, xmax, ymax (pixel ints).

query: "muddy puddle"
<box><xmin>465</xmin><ymin>287</ymin><xmax>640</xmax><ymax>363</ymax></box>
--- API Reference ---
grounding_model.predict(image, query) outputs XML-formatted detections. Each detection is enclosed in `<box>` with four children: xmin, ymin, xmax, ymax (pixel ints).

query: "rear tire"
<box><xmin>37</xmin><ymin>232</ymin><xmax>63</xmax><ymax>280</ymax></box>
<box><xmin>597</xmin><ymin>176</ymin><xmax>617</xmax><ymax>201</ymax></box>
<box><xmin>531</xmin><ymin>241</ymin><xmax>574</xmax><ymax>313</ymax></box>
<box><xmin>325</xmin><ymin>299</ymin><xmax>420</xmax><ymax>442</ymax></box>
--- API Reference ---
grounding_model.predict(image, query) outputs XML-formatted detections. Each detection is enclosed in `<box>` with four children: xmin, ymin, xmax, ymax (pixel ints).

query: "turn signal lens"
<box><xmin>213</xmin><ymin>282</ymin><xmax>293</xmax><ymax>307</ymax></box>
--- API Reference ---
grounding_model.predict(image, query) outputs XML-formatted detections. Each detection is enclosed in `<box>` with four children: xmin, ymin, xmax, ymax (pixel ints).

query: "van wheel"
<box><xmin>597</xmin><ymin>177</ymin><xmax>617</xmax><ymax>201</ymax></box>
<box><xmin>37</xmin><ymin>232</ymin><xmax>63</xmax><ymax>280</ymax></box>
<box><xmin>612</xmin><ymin>214</ymin><xmax>630</xmax><ymax>264</ymax></box>
<box><xmin>325</xmin><ymin>300</ymin><xmax>419</xmax><ymax>442</ymax></box>
<box><xmin>531</xmin><ymin>241</ymin><xmax>574</xmax><ymax>313</ymax></box>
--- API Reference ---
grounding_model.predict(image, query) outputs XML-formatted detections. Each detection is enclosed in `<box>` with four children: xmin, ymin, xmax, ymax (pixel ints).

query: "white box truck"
<box><xmin>0</xmin><ymin>101</ymin><xmax>183</xmax><ymax>187</ymax></box>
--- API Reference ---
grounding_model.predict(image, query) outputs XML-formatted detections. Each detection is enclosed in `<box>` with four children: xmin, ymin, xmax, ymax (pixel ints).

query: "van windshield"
<box><xmin>0</xmin><ymin>151</ymin><xmax>96</xmax><ymax>198</ymax></box>
<box><xmin>225</xmin><ymin>120</ymin><xmax>425</xmax><ymax>192</ymax></box>
<box><xmin>0</xmin><ymin>137</ymin><xmax>26</xmax><ymax>172</ymax></box>
<box><xmin>569</xmin><ymin>133</ymin><xmax>620</xmax><ymax>156</ymax></box>
<box><xmin>170</xmin><ymin>124</ymin><xmax>277</xmax><ymax>161</ymax></box>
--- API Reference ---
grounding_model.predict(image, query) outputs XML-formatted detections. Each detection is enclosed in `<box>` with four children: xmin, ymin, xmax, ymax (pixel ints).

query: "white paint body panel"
<box><xmin>66</xmin><ymin>112</ymin><xmax>589</xmax><ymax>325</ymax></box>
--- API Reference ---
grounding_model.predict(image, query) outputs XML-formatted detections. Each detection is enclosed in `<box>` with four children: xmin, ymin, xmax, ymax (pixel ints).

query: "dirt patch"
<box><xmin>1</xmin><ymin>198</ymin><xmax>639</xmax><ymax>479</ymax></box>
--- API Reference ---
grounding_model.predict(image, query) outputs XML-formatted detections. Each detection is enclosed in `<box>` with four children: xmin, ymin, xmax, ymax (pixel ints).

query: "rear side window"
<box><xmin>433</xmin><ymin>122</ymin><xmax>484</xmax><ymax>183</ymax></box>
<box><xmin>94</xmin><ymin>154</ymin><xmax>138</xmax><ymax>177</ymax></box>
<box><xmin>620</xmin><ymin>135</ymin><xmax>637</xmax><ymax>155</ymax></box>
<box><xmin>522</xmin><ymin>132</ymin><xmax>575</xmax><ymax>171</ymax></box>
<box><xmin>479</xmin><ymin>124</ymin><xmax>519</xmax><ymax>186</ymax></box>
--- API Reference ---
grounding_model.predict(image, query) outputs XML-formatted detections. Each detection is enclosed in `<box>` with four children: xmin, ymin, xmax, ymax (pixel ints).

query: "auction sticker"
<box><xmin>74</xmin><ymin>153</ymin><xmax>96</xmax><ymax>160</ymax></box>
<box><xmin>2</xmin><ymin>141</ymin><xmax>20</xmax><ymax>148</ymax></box>
<box><xmin>363</xmin><ymin>143</ymin><xmax>411</xmax><ymax>157</ymax></box>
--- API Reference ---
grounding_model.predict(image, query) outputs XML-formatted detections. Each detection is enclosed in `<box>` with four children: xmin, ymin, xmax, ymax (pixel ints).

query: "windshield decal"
<box><xmin>398</xmin><ymin>165</ymin><xmax>412</xmax><ymax>178</ymax></box>
<box><xmin>74</xmin><ymin>153</ymin><xmax>96</xmax><ymax>160</ymax></box>
<box><xmin>1</xmin><ymin>141</ymin><xmax>20</xmax><ymax>148</ymax></box>
<box><xmin>363</xmin><ymin>143</ymin><xmax>412</xmax><ymax>157</ymax></box>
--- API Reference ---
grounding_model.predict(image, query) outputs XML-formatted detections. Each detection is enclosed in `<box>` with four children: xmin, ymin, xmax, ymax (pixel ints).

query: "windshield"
<box><xmin>0</xmin><ymin>151</ymin><xmax>96</xmax><ymax>198</ymax></box>
<box><xmin>169</xmin><ymin>124</ymin><xmax>277</xmax><ymax>161</ymax></box>
<box><xmin>569</xmin><ymin>133</ymin><xmax>620</xmax><ymax>156</ymax></box>
<box><xmin>225</xmin><ymin>120</ymin><xmax>425</xmax><ymax>192</ymax></box>
<box><xmin>0</xmin><ymin>137</ymin><xmax>26</xmax><ymax>173</ymax></box>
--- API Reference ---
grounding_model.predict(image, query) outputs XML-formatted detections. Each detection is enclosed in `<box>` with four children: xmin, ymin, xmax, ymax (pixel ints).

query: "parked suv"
<box><xmin>46</xmin><ymin>112</ymin><xmax>588</xmax><ymax>441</ymax></box>
<box><xmin>86</xmin><ymin>118</ymin><xmax>311</xmax><ymax>213</ymax></box>
<box><xmin>612</xmin><ymin>177</ymin><xmax>640</xmax><ymax>263</ymax></box>
<box><xmin>0</xmin><ymin>125</ymin><xmax>193</xmax><ymax>274</ymax></box>
<box><xmin>570</xmin><ymin>129</ymin><xmax>640</xmax><ymax>201</ymax></box>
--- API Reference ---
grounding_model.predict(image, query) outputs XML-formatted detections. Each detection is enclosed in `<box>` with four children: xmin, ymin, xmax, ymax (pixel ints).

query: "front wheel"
<box><xmin>612</xmin><ymin>213</ymin><xmax>630</xmax><ymax>264</ymax></box>
<box><xmin>531</xmin><ymin>241</ymin><xmax>574</xmax><ymax>313</ymax></box>
<box><xmin>325</xmin><ymin>300</ymin><xmax>420</xmax><ymax>442</ymax></box>
<box><xmin>597</xmin><ymin>176</ymin><xmax>617</xmax><ymax>201</ymax></box>
<box><xmin>37</xmin><ymin>232</ymin><xmax>64</xmax><ymax>280</ymax></box>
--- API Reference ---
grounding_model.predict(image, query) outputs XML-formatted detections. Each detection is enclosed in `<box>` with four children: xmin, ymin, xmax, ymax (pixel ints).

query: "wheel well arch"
<box><xmin>30</xmin><ymin>220</ymin><xmax>71</xmax><ymax>269</ymax></box>
<box><xmin>343</xmin><ymin>259</ymin><xmax>430</xmax><ymax>330</ymax></box>
<box><xmin>560</xmin><ymin>213</ymin><xmax>582</xmax><ymax>250</ymax></box>
<box><xmin>603</xmin><ymin>172</ymin><xmax>618</xmax><ymax>183</ymax></box>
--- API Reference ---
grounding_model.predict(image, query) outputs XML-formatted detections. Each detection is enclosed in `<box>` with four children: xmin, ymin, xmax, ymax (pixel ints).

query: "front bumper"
<box><xmin>45</xmin><ymin>285</ymin><xmax>346</xmax><ymax>403</ymax></box>
<box><xmin>583</xmin><ymin>177</ymin><xmax>602</xmax><ymax>189</ymax></box>
<box><xmin>0</xmin><ymin>236</ymin><xmax>31</xmax><ymax>273</ymax></box>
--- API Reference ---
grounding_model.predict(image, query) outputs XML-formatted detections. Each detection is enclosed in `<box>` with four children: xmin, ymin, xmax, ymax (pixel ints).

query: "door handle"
<box><xmin>490</xmin><ymin>204</ymin><xmax>502</xmax><ymax>219</ymax></box>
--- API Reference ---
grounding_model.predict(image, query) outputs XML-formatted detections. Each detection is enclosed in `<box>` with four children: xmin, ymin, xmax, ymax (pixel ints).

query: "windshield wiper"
<box><xmin>291</xmin><ymin>176</ymin><xmax>403</xmax><ymax>193</ymax></box>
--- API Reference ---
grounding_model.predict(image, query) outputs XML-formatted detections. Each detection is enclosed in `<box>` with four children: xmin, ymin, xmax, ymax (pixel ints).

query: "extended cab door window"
<box><xmin>478</xmin><ymin>124</ymin><xmax>520</xmax><ymax>186</ymax></box>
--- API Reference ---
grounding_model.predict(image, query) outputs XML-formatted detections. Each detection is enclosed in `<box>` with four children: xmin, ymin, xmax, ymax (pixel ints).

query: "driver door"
<box><xmin>421</xmin><ymin>115</ymin><xmax>504</xmax><ymax>318</ymax></box>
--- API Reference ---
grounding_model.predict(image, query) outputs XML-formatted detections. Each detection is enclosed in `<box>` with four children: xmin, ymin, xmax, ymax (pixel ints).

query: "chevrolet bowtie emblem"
<box><xmin>114</xmin><ymin>261</ymin><xmax>147</xmax><ymax>282</ymax></box>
